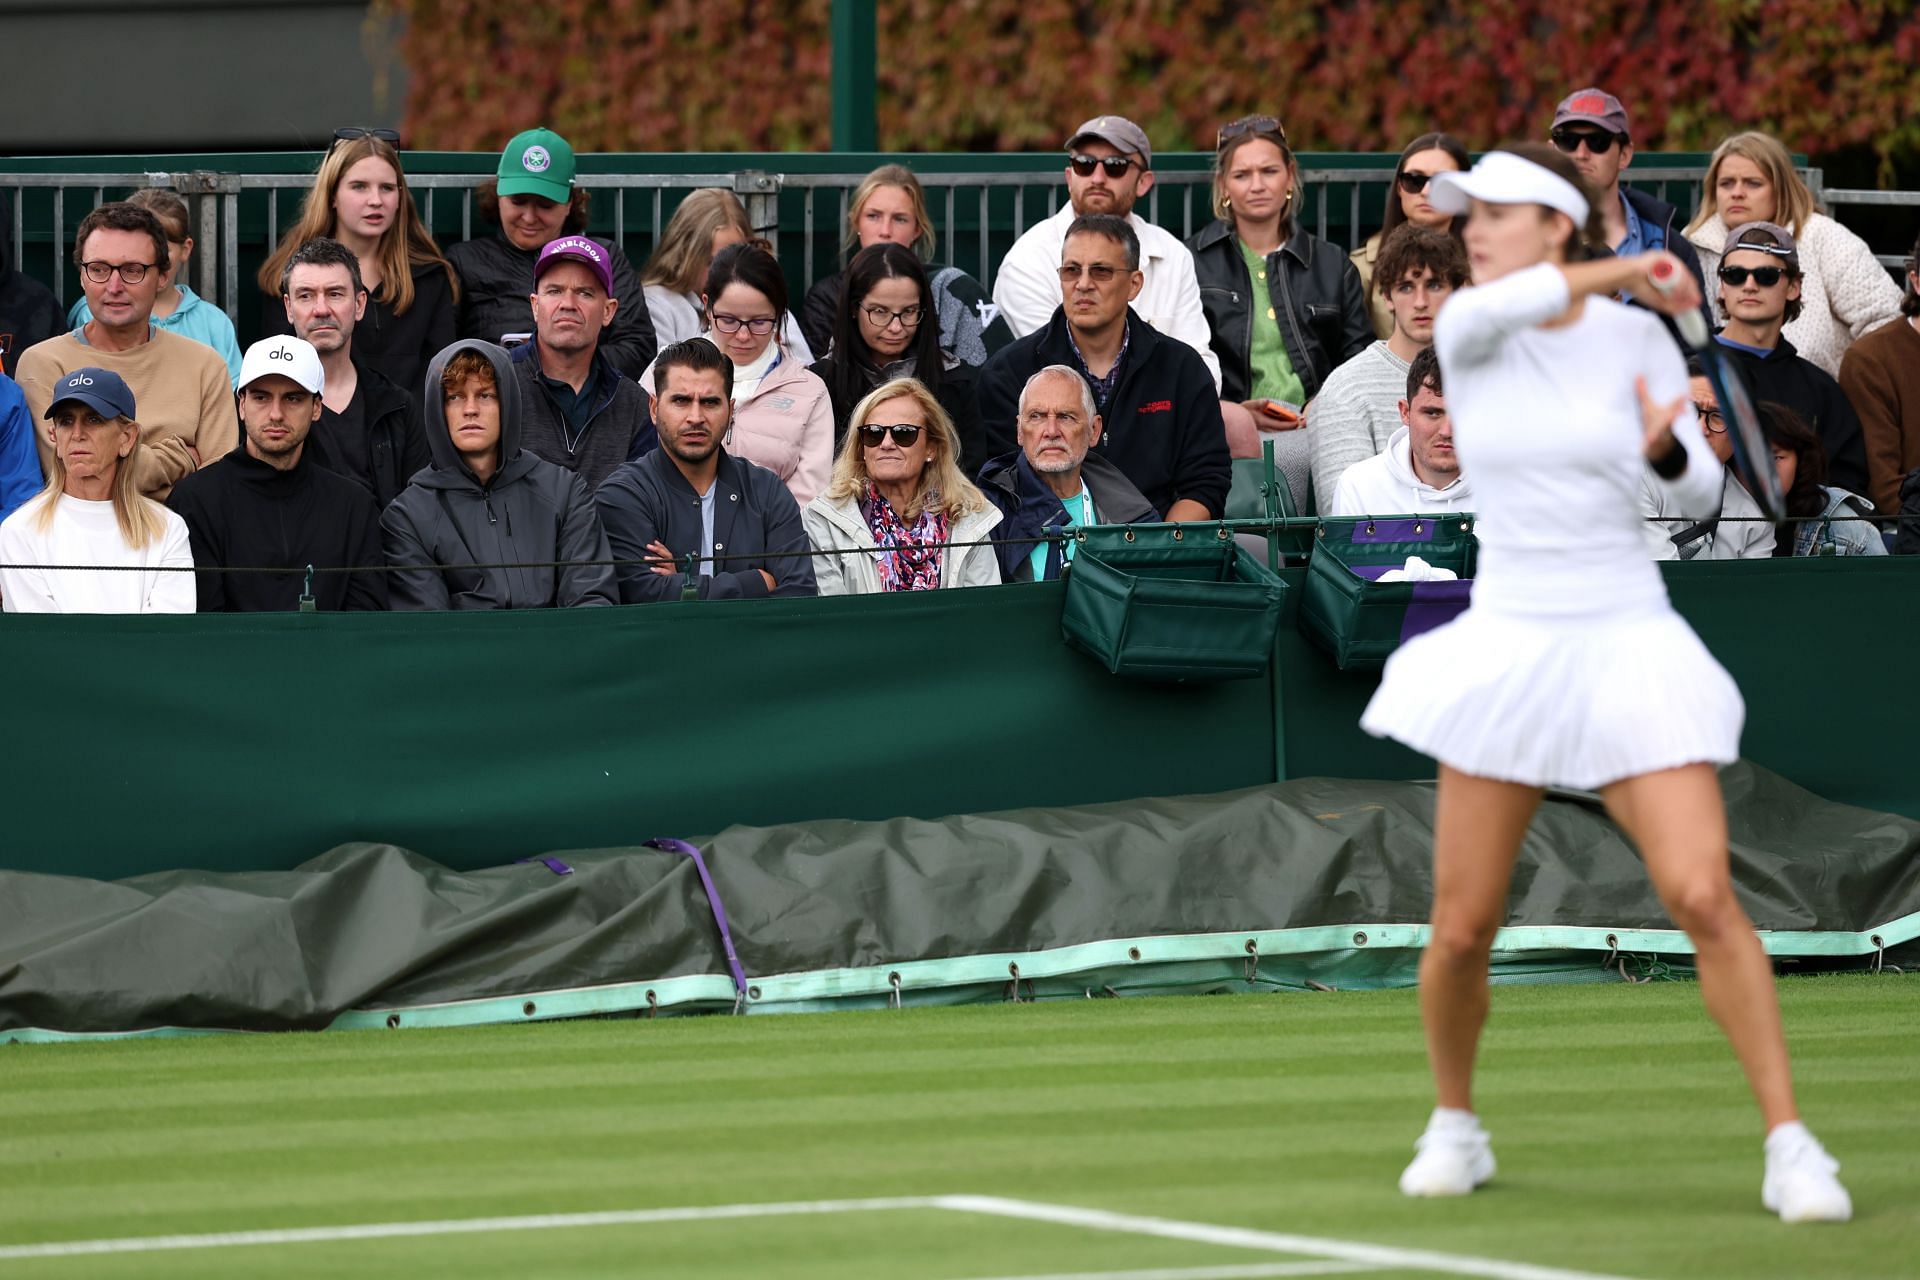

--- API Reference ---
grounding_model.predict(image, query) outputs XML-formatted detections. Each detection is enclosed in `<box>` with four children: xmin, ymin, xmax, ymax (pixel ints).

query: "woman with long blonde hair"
<box><xmin>0</xmin><ymin>368</ymin><xmax>193</xmax><ymax>613</ymax></box>
<box><xmin>259</xmin><ymin>132</ymin><xmax>458</xmax><ymax>399</ymax></box>
<box><xmin>1683</xmin><ymin>130</ymin><xmax>1900</xmax><ymax>377</ymax></box>
<box><xmin>801</xmin><ymin>377</ymin><xmax>1001</xmax><ymax>594</ymax></box>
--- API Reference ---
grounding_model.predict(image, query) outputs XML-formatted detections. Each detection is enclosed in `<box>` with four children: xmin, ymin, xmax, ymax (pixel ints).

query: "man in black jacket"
<box><xmin>282</xmin><ymin>237</ymin><xmax>429</xmax><ymax>510</ymax></box>
<box><xmin>1710</xmin><ymin>222</ymin><xmax>1871</xmax><ymax>499</ymax></box>
<box><xmin>976</xmin><ymin>215</ymin><xmax>1230</xmax><ymax>520</ymax></box>
<box><xmin>595</xmin><ymin>339</ymin><xmax>815</xmax><ymax>603</ymax></box>
<box><xmin>383</xmin><ymin>340</ymin><xmax>617</xmax><ymax>609</ymax></box>
<box><xmin>0</xmin><ymin>190</ymin><xmax>60</xmax><ymax>378</ymax></box>
<box><xmin>978</xmin><ymin>364</ymin><xmax>1158</xmax><ymax>582</ymax></box>
<box><xmin>510</xmin><ymin>235</ymin><xmax>655</xmax><ymax>493</ymax></box>
<box><xmin>446</xmin><ymin>127</ymin><xmax>657</xmax><ymax>380</ymax></box>
<box><xmin>168</xmin><ymin>336</ymin><xmax>387</xmax><ymax>611</ymax></box>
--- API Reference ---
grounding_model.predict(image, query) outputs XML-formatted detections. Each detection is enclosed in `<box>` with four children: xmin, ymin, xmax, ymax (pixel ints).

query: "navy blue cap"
<box><xmin>43</xmin><ymin>367</ymin><xmax>136</xmax><ymax>421</ymax></box>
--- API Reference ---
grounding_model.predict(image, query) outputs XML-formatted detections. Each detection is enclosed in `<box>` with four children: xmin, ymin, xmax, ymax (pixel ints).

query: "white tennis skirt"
<box><xmin>1360</xmin><ymin>603</ymin><xmax>1744</xmax><ymax>790</ymax></box>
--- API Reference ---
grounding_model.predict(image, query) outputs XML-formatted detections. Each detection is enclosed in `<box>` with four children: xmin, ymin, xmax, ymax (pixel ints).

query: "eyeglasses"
<box><xmin>1693</xmin><ymin>404</ymin><xmax>1727</xmax><ymax>434</ymax></box>
<box><xmin>861</xmin><ymin>304</ymin><xmax>924</xmax><ymax>330</ymax></box>
<box><xmin>1056</xmin><ymin>263</ymin><xmax>1123</xmax><ymax>284</ymax></box>
<box><xmin>710</xmin><ymin>312</ymin><xmax>777</xmax><ymax>335</ymax></box>
<box><xmin>1217</xmin><ymin>114</ymin><xmax>1289</xmax><ymax>148</ymax></box>
<box><xmin>1068</xmin><ymin>154</ymin><xmax>1138</xmax><ymax>179</ymax></box>
<box><xmin>1396</xmin><ymin>170</ymin><xmax>1444</xmax><ymax>194</ymax></box>
<box><xmin>1718</xmin><ymin>265</ymin><xmax>1787</xmax><ymax>287</ymax></box>
<box><xmin>331</xmin><ymin>126</ymin><xmax>399</xmax><ymax>149</ymax></box>
<box><xmin>79</xmin><ymin>260</ymin><xmax>155</xmax><ymax>285</ymax></box>
<box><xmin>858</xmin><ymin>423</ymin><xmax>923</xmax><ymax>448</ymax></box>
<box><xmin>1550</xmin><ymin>129</ymin><xmax>1624</xmax><ymax>155</ymax></box>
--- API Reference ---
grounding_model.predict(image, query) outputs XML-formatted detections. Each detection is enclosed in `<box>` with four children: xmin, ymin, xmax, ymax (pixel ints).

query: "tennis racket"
<box><xmin>1649</xmin><ymin>259</ymin><xmax>1786</xmax><ymax>521</ymax></box>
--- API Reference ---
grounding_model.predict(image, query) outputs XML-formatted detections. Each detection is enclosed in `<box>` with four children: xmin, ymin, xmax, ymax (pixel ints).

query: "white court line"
<box><xmin>953</xmin><ymin>1264</ymin><xmax>1382</xmax><ymax>1280</ymax></box>
<box><xmin>938</xmin><ymin>1198</ymin><xmax>1647</xmax><ymax>1280</ymax></box>
<box><xmin>0</xmin><ymin>1193</ymin><xmax>1652</xmax><ymax>1280</ymax></box>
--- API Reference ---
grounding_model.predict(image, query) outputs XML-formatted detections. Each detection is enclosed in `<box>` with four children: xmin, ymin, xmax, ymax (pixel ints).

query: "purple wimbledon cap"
<box><xmin>535</xmin><ymin>235</ymin><xmax>613</xmax><ymax>294</ymax></box>
<box><xmin>1552</xmin><ymin>88</ymin><xmax>1631</xmax><ymax>138</ymax></box>
<box><xmin>44</xmin><ymin>367</ymin><xmax>136</xmax><ymax>421</ymax></box>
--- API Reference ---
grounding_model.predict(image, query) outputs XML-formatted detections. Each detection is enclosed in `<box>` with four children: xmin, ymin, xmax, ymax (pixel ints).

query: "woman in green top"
<box><xmin>1189</xmin><ymin>114</ymin><xmax>1373</xmax><ymax>513</ymax></box>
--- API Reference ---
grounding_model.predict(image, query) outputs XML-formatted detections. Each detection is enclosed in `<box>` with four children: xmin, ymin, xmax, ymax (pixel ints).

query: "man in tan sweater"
<box><xmin>1837</xmin><ymin>231</ymin><xmax>1920</xmax><ymax>518</ymax></box>
<box><xmin>15</xmin><ymin>202</ymin><xmax>233</xmax><ymax>499</ymax></box>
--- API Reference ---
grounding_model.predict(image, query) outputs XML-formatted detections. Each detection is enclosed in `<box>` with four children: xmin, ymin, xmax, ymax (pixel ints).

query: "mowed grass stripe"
<box><xmin>1</xmin><ymin>976</ymin><xmax>1913</xmax><ymax>1280</ymax></box>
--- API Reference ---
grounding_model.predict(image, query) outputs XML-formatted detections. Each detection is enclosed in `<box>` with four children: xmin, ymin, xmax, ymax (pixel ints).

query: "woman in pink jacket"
<box><xmin>643</xmin><ymin>243</ymin><xmax>833</xmax><ymax>509</ymax></box>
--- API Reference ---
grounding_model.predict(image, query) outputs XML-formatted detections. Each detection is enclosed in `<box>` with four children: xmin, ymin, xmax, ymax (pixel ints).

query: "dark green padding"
<box><xmin>4</xmin><ymin>764</ymin><xmax>1914</xmax><ymax>1038</ymax></box>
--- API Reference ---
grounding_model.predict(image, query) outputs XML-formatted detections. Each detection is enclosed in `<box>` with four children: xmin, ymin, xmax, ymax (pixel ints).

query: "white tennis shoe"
<box><xmin>1399</xmin><ymin>1108</ymin><xmax>1495</xmax><ymax>1197</ymax></box>
<box><xmin>1762</xmin><ymin>1123</ymin><xmax>1852</xmax><ymax>1223</ymax></box>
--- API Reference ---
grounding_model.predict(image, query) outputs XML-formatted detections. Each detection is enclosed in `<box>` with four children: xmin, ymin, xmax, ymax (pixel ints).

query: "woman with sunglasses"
<box><xmin>1363</xmin><ymin>144</ymin><xmax>1852</xmax><ymax>1222</ymax></box>
<box><xmin>258</xmin><ymin>130</ymin><xmax>458</xmax><ymax>402</ymax></box>
<box><xmin>448</xmin><ymin>128</ymin><xmax>659</xmax><ymax>380</ymax></box>
<box><xmin>640</xmin><ymin>243</ymin><xmax>833</xmax><ymax>509</ymax></box>
<box><xmin>69</xmin><ymin>189</ymin><xmax>242</xmax><ymax>384</ymax></box>
<box><xmin>799</xmin><ymin>165</ymin><xmax>1012</xmax><ymax>368</ymax></box>
<box><xmin>1351</xmin><ymin>134</ymin><xmax>1470</xmax><ymax>339</ymax></box>
<box><xmin>1189</xmin><ymin>114</ymin><xmax>1371</xmax><ymax>510</ymax></box>
<box><xmin>1683</xmin><ymin>131</ymin><xmax>1901</xmax><ymax>378</ymax></box>
<box><xmin>802</xmin><ymin>377</ymin><xmax>1000</xmax><ymax>595</ymax></box>
<box><xmin>809</xmin><ymin>244</ymin><xmax>987</xmax><ymax>471</ymax></box>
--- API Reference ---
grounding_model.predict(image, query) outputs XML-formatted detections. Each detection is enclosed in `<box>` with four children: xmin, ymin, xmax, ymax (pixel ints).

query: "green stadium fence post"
<box><xmin>830</xmin><ymin>0</ymin><xmax>878</xmax><ymax>152</ymax></box>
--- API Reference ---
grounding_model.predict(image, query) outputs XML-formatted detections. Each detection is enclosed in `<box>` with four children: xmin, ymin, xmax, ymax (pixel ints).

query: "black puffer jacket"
<box><xmin>446</xmin><ymin>232</ymin><xmax>657</xmax><ymax>381</ymax></box>
<box><xmin>380</xmin><ymin>340</ymin><xmax>619</xmax><ymax>610</ymax></box>
<box><xmin>0</xmin><ymin>190</ymin><xmax>61</xmax><ymax>378</ymax></box>
<box><xmin>1187</xmin><ymin>219</ymin><xmax>1372</xmax><ymax>403</ymax></box>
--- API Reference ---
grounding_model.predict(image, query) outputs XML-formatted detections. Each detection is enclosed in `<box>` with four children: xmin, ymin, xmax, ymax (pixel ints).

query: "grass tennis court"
<box><xmin>2</xmin><ymin>974</ymin><xmax>1914</xmax><ymax>1279</ymax></box>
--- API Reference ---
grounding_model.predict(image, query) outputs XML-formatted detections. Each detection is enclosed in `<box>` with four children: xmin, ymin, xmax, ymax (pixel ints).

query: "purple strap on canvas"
<box><xmin>644</xmin><ymin>838</ymin><xmax>750</xmax><ymax>1000</ymax></box>
<box><xmin>516</xmin><ymin>856</ymin><xmax>574</xmax><ymax>876</ymax></box>
<box><xmin>1400</xmin><ymin>579</ymin><xmax>1475</xmax><ymax>642</ymax></box>
<box><xmin>1349</xmin><ymin>519</ymin><xmax>1435</xmax><ymax>544</ymax></box>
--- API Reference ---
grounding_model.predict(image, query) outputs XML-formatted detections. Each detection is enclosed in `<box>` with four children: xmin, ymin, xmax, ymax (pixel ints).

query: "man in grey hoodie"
<box><xmin>381</xmin><ymin>339</ymin><xmax>618</xmax><ymax>609</ymax></box>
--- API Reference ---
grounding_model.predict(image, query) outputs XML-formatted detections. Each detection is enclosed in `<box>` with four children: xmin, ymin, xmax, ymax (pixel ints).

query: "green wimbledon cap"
<box><xmin>497</xmin><ymin>127</ymin><xmax>576</xmax><ymax>202</ymax></box>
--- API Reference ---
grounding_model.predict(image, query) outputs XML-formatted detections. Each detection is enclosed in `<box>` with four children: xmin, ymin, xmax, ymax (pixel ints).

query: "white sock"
<box><xmin>1429</xmin><ymin>1106</ymin><xmax>1480</xmax><ymax>1131</ymax></box>
<box><xmin>1765</xmin><ymin>1120</ymin><xmax>1812</xmax><ymax>1151</ymax></box>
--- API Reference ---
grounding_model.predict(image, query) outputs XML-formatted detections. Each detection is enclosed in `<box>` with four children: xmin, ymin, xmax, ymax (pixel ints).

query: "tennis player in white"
<box><xmin>1361</xmin><ymin>145</ymin><xmax>1851</xmax><ymax>1223</ymax></box>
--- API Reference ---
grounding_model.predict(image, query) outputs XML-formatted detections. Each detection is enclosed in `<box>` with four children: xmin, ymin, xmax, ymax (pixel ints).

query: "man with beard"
<box><xmin>990</xmin><ymin>115</ymin><xmax>1220</xmax><ymax>387</ymax></box>
<box><xmin>594</xmin><ymin>338</ymin><xmax>815</xmax><ymax>602</ymax></box>
<box><xmin>281</xmin><ymin>237</ymin><xmax>427</xmax><ymax>509</ymax></box>
<box><xmin>167</xmin><ymin>336</ymin><xmax>386</xmax><ymax>611</ymax></box>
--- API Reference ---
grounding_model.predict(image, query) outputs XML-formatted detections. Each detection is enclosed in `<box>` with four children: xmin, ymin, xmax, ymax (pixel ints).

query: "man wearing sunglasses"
<box><xmin>990</xmin><ymin>115</ymin><xmax>1221</xmax><ymax>391</ymax></box>
<box><xmin>17</xmin><ymin>203</ymin><xmax>234</xmax><ymax>500</ymax></box>
<box><xmin>1549</xmin><ymin>88</ymin><xmax>1709</xmax><ymax>314</ymax></box>
<box><xmin>1710</xmin><ymin>223</ymin><xmax>1870</xmax><ymax>500</ymax></box>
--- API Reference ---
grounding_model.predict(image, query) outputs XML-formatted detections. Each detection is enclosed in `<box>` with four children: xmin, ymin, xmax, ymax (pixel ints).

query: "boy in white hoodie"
<box><xmin>1329</xmin><ymin>346</ymin><xmax>1472</xmax><ymax>516</ymax></box>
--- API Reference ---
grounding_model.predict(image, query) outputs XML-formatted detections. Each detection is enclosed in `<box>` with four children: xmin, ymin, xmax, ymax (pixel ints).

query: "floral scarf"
<box><xmin>860</xmin><ymin>481</ymin><xmax>950</xmax><ymax>591</ymax></box>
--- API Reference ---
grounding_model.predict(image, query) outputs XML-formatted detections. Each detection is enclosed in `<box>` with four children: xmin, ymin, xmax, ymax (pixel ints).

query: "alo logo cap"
<box><xmin>44</xmin><ymin>366</ymin><xmax>136</xmax><ymax>421</ymax></box>
<box><xmin>238</xmin><ymin>335</ymin><xmax>325</xmax><ymax>395</ymax></box>
<box><xmin>497</xmin><ymin>127</ymin><xmax>576</xmax><ymax>204</ymax></box>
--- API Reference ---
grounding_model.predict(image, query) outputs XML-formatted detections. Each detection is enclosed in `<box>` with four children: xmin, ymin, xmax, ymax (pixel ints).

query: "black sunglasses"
<box><xmin>1069</xmin><ymin>153</ymin><xmax>1138</xmax><ymax>179</ymax></box>
<box><xmin>1217</xmin><ymin>114</ymin><xmax>1289</xmax><ymax>149</ymax></box>
<box><xmin>1550</xmin><ymin>128</ymin><xmax>1623</xmax><ymax>155</ymax></box>
<box><xmin>1718</xmin><ymin>265</ymin><xmax>1787</xmax><ymax>287</ymax></box>
<box><xmin>858</xmin><ymin>423</ymin><xmax>923</xmax><ymax>448</ymax></box>
<box><xmin>1396</xmin><ymin>170</ymin><xmax>1441</xmax><ymax>194</ymax></box>
<box><xmin>330</xmin><ymin>126</ymin><xmax>400</xmax><ymax>152</ymax></box>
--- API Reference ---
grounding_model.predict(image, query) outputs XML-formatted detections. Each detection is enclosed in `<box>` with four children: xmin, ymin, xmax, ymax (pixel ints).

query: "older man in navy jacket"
<box><xmin>595</xmin><ymin>338</ymin><xmax>816</xmax><ymax>602</ymax></box>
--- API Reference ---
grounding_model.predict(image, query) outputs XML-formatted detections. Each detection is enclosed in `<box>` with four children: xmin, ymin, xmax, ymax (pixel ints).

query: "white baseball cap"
<box><xmin>238</xmin><ymin>335</ymin><xmax>325</xmax><ymax>395</ymax></box>
<box><xmin>1429</xmin><ymin>151</ymin><xmax>1590</xmax><ymax>226</ymax></box>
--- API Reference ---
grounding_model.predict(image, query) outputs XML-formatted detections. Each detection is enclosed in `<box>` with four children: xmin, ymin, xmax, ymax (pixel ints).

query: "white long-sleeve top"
<box><xmin>991</xmin><ymin>204</ymin><xmax>1223</xmax><ymax>390</ymax></box>
<box><xmin>1434</xmin><ymin>263</ymin><xmax>1721</xmax><ymax>618</ymax></box>
<box><xmin>0</xmin><ymin>494</ymin><xmax>195</xmax><ymax>613</ymax></box>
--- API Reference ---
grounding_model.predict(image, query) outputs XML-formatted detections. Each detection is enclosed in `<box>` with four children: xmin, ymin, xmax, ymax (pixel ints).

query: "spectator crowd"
<box><xmin>4</xmin><ymin>93</ymin><xmax>1917</xmax><ymax>613</ymax></box>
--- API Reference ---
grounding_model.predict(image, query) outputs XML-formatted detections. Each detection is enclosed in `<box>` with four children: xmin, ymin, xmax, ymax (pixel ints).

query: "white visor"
<box><xmin>1428</xmin><ymin>151</ymin><xmax>1590</xmax><ymax>226</ymax></box>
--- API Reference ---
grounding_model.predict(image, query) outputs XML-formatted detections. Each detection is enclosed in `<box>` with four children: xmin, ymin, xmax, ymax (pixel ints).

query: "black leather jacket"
<box><xmin>1187</xmin><ymin>219</ymin><xmax>1372</xmax><ymax>403</ymax></box>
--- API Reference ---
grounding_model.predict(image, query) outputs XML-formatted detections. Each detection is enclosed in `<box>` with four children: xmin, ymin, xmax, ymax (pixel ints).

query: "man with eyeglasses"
<box><xmin>596</xmin><ymin>338</ymin><xmax>816</xmax><ymax>602</ymax></box>
<box><xmin>990</xmin><ymin>116</ymin><xmax>1221</xmax><ymax>390</ymax></box>
<box><xmin>976</xmin><ymin>215</ymin><xmax>1229</xmax><ymax>522</ymax></box>
<box><xmin>1640</xmin><ymin>357</ymin><xmax>1776</xmax><ymax>560</ymax></box>
<box><xmin>1549</xmin><ymin>89</ymin><xmax>1709</xmax><ymax>308</ymax></box>
<box><xmin>1707</xmin><ymin>223</ymin><xmax>1870</xmax><ymax>501</ymax></box>
<box><xmin>511</xmin><ymin>236</ymin><xmax>655</xmax><ymax>492</ymax></box>
<box><xmin>17</xmin><ymin>202</ymin><xmax>233</xmax><ymax>500</ymax></box>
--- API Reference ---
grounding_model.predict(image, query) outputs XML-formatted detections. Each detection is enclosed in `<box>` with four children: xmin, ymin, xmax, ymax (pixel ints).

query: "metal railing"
<box><xmin>5</xmin><ymin>158</ymin><xmax>1883</xmax><ymax>329</ymax></box>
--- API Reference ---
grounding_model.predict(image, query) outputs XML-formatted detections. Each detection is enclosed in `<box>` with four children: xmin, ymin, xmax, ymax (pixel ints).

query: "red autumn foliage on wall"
<box><xmin>385</xmin><ymin>0</ymin><xmax>1920</xmax><ymax>167</ymax></box>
